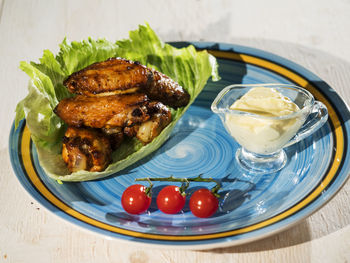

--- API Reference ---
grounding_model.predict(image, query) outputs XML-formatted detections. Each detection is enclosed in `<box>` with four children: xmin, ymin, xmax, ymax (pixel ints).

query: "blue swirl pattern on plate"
<box><xmin>9</xmin><ymin>42</ymin><xmax>350</xmax><ymax>249</ymax></box>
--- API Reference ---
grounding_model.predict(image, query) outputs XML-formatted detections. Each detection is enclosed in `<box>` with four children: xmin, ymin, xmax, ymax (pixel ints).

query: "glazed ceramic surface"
<box><xmin>9</xmin><ymin>42</ymin><xmax>350</xmax><ymax>249</ymax></box>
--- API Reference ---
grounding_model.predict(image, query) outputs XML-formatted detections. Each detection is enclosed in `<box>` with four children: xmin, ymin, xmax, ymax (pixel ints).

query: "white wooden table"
<box><xmin>1</xmin><ymin>0</ymin><xmax>350</xmax><ymax>262</ymax></box>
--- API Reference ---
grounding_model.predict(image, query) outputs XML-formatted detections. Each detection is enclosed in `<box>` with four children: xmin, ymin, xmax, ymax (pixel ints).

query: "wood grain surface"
<box><xmin>1</xmin><ymin>0</ymin><xmax>350</xmax><ymax>262</ymax></box>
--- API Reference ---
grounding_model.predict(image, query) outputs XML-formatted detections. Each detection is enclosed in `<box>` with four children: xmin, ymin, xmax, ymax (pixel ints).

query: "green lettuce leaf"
<box><xmin>15</xmin><ymin>24</ymin><xmax>219</xmax><ymax>181</ymax></box>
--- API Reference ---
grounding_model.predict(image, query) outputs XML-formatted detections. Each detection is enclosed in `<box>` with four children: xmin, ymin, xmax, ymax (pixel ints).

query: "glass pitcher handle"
<box><xmin>284</xmin><ymin>101</ymin><xmax>328</xmax><ymax>148</ymax></box>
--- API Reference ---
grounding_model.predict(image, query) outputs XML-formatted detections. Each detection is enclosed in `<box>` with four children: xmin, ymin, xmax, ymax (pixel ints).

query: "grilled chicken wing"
<box><xmin>54</xmin><ymin>93</ymin><xmax>151</xmax><ymax>128</ymax></box>
<box><xmin>64</xmin><ymin>58</ymin><xmax>153</xmax><ymax>96</ymax></box>
<box><xmin>57</xmin><ymin>57</ymin><xmax>182</xmax><ymax>173</ymax></box>
<box><xmin>62</xmin><ymin>127</ymin><xmax>112</xmax><ymax>172</ymax></box>
<box><xmin>63</xmin><ymin>58</ymin><xmax>190</xmax><ymax>108</ymax></box>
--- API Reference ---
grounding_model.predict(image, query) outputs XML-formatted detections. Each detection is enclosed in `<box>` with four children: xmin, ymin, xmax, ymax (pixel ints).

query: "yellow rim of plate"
<box><xmin>20</xmin><ymin>50</ymin><xmax>344</xmax><ymax>241</ymax></box>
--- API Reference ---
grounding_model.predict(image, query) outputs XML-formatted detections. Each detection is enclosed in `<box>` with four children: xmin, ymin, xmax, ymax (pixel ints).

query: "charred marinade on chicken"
<box><xmin>62</xmin><ymin>127</ymin><xmax>112</xmax><ymax>173</ymax></box>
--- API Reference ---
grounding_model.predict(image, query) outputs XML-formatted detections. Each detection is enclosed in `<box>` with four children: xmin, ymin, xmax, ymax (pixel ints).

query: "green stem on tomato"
<box><xmin>135</xmin><ymin>174</ymin><xmax>221</xmax><ymax>197</ymax></box>
<box><xmin>179</xmin><ymin>178</ymin><xmax>190</xmax><ymax>195</ymax></box>
<box><xmin>144</xmin><ymin>177</ymin><xmax>153</xmax><ymax>197</ymax></box>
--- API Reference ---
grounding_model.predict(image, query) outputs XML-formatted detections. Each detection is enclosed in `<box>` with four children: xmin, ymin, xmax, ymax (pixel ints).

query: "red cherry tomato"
<box><xmin>121</xmin><ymin>184</ymin><xmax>151</xmax><ymax>215</ymax></box>
<box><xmin>156</xmin><ymin>185</ymin><xmax>186</xmax><ymax>214</ymax></box>
<box><xmin>189</xmin><ymin>188</ymin><xmax>218</xmax><ymax>218</ymax></box>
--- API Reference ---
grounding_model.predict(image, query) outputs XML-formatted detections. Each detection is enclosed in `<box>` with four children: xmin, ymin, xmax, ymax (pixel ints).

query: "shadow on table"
<box><xmin>202</xmin><ymin>219</ymin><xmax>312</xmax><ymax>253</ymax></box>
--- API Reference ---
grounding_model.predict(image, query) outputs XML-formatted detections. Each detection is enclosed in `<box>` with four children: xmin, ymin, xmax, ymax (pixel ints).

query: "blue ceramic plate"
<box><xmin>9</xmin><ymin>42</ymin><xmax>350</xmax><ymax>249</ymax></box>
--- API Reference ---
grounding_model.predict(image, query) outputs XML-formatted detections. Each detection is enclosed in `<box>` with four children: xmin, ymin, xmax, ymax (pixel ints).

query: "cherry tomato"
<box><xmin>189</xmin><ymin>188</ymin><xmax>218</xmax><ymax>218</ymax></box>
<box><xmin>121</xmin><ymin>184</ymin><xmax>151</xmax><ymax>215</ymax></box>
<box><xmin>156</xmin><ymin>185</ymin><xmax>186</xmax><ymax>214</ymax></box>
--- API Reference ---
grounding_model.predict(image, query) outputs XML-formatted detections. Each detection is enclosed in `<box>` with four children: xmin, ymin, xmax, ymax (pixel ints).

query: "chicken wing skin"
<box><xmin>146</xmin><ymin>70</ymin><xmax>190</xmax><ymax>109</ymax></box>
<box><xmin>63</xmin><ymin>57</ymin><xmax>190</xmax><ymax>108</ymax></box>
<box><xmin>54</xmin><ymin>93</ymin><xmax>151</xmax><ymax>129</ymax></box>
<box><xmin>62</xmin><ymin>127</ymin><xmax>112</xmax><ymax>172</ymax></box>
<box><xmin>64</xmin><ymin>58</ymin><xmax>153</xmax><ymax>96</ymax></box>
